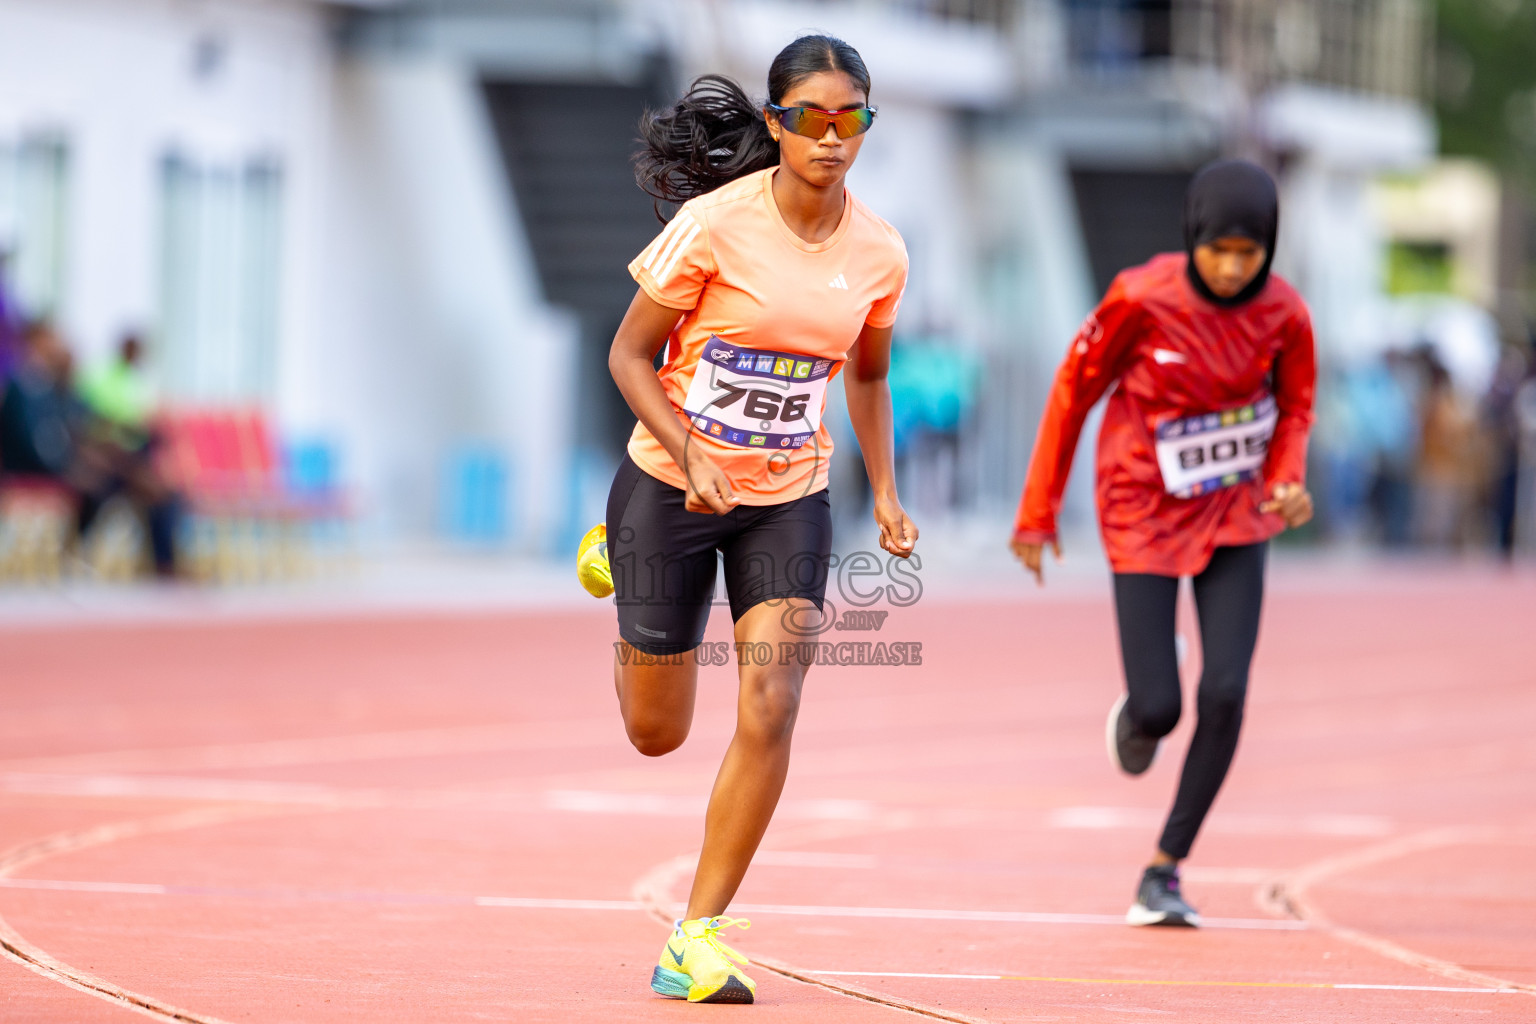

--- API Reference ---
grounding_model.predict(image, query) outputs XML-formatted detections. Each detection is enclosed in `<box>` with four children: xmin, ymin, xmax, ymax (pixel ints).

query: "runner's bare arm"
<box><xmin>608</xmin><ymin>288</ymin><xmax>739</xmax><ymax>514</ymax></box>
<box><xmin>844</xmin><ymin>323</ymin><xmax>918</xmax><ymax>558</ymax></box>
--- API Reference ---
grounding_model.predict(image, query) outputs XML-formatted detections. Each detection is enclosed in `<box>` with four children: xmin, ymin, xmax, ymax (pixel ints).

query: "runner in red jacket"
<box><xmin>1011</xmin><ymin>160</ymin><xmax>1316</xmax><ymax>927</ymax></box>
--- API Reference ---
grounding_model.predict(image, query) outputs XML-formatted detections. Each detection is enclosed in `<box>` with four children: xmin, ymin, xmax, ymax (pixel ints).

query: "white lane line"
<box><xmin>726</xmin><ymin>902</ymin><xmax>1304</xmax><ymax>931</ymax></box>
<box><xmin>0</xmin><ymin>719</ymin><xmax>615</xmax><ymax>775</ymax></box>
<box><xmin>0</xmin><ymin>773</ymin><xmax>1396</xmax><ymax>844</ymax></box>
<box><xmin>0</xmin><ymin>879</ymin><xmax>167</xmax><ymax>894</ymax></box>
<box><xmin>3</xmin><ymin>880</ymin><xmax>643</xmax><ymax>912</ymax></box>
<box><xmin>474</xmin><ymin>897</ymin><xmax>644</xmax><ymax>911</ymax></box>
<box><xmin>544</xmin><ymin>791</ymin><xmax>876</xmax><ymax>821</ymax></box>
<box><xmin>1333</xmin><ymin>984</ymin><xmax>1519</xmax><ymax>993</ymax></box>
<box><xmin>0</xmin><ymin>806</ymin><xmax>271</xmax><ymax>1024</ymax></box>
<box><xmin>1261</xmin><ymin>826</ymin><xmax>1535</xmax><ymax>996</ymax></box>
<box><xmin>1049</xmin><ymin>806</ymin><xmax>1394</xmax><ymax>837</ymax></box>
<box><xmin>813</xmin><ymin>971</ymin><xmax>1002</xmax><ymax>980</ymax></box>
<box><xmin>0</xmin><ymin>878</ymin><xmax>1301</xmax><ymax>929</ymax></box>
<box><xmin>807</xmin><ymin>970</ymin><xmax>1521</xmax><ymax>994</ymax></box>
<box><xmin>754</xmin><ymin>851</ymin><xmax>878</xmax><ymax>869</ymax></box>
<box><xmin>0</xmin><ymin>772</ymin><xmax>371</xmax><ymax>805</ymax></box>
<box><xmin>0</xmin><ymin>778</ymin><xmax>882</xmax><ymax>822</ymax></box>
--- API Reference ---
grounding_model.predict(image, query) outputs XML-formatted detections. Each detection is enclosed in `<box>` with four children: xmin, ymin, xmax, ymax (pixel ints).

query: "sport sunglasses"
<box><xmin>766</xmin><ymin>103</ymin><xmax>878</xmax><ymax>140</ymax></box>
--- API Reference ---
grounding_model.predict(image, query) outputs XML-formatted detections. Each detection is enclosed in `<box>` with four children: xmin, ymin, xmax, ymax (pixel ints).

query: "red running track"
<box><xmin>0</xmin><ymin>561</ymin><xmax>1533</xmax><ymax>1023</ymax></box>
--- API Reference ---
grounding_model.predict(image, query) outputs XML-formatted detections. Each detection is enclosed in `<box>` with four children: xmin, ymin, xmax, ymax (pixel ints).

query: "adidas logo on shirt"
<box><xmin>828</xmin><ymin>274</ymin><xmax>849</xmax><ymax>290</ymax></box>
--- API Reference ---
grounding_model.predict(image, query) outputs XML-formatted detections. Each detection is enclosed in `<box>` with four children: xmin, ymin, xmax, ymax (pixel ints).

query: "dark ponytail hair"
<box><xmin>635</xmin><ymin>34</ymin><xmax>871</xmax><ymax>213</ymax></box>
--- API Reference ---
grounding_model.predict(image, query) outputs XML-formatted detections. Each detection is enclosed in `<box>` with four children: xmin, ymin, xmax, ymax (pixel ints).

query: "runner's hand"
<box><xmin>874</xmin><ymin>494</ymin><xmax>918</xmax><ymax>558</ymax></box>
<box><xmin>1010</xmin><ymin>538</ymin><xmax>1061</xmax><ymax>586</ymax></box>
<box><xmin>1260</xmin><ymin>482</ymin><xmax>1313</xmax><ymax>529</ymax></box>
<box><xmin>683</xmin><ymin>450</ymin><xmax>740</xmax><ymax>515</ymax></box>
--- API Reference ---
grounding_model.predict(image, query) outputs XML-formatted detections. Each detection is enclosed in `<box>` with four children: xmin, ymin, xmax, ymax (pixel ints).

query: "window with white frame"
<box><xmin>156</xmin><ymin>153</ymin><xmax>284</xmax><ymax>402</ymax></box>
<box><xmin>0</xmin><ymin>135</ymin><xmax>70</xmax><ymax>321</ymax></box>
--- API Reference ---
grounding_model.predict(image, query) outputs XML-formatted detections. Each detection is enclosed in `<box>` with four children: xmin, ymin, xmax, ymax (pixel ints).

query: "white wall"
<box><xmin>318</xmin><ymin>55</ymin><xmax>578</xmax><ymax>547</ymax></box>
<box><xmin>845</xmin><ymin>101</ymin><xmax>971</xmax><ymax>337</ymax></box>
<box><xmin>974</xmin><ymin>135</ymin><xmax>1099</xmax><ymax>523</ymax></box>
<box><xmin>0</xmin><ymin>0</ymin><xmax>332</xmax><ymax>370</ymax></box>
<box><xmin>0</xmin><ymin>0</ymin><xmax>576</xmax><ymax>548</ymax></box>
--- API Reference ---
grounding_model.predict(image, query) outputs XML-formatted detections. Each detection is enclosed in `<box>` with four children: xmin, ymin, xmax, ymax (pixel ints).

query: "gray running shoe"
<box><xmin>1126</xmin><ymin>864</ymin><xmax>1201</xmax><ymax>927</ymax></box>
<box><xmin>1106</xmin><ymin>693</ymin><xmax>1160</xmax><ymax>775</ymax></box>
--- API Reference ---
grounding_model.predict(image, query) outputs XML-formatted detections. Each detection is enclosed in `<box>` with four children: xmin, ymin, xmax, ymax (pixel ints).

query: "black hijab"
<box><xmin>1183</xmin><ymin>159</ymin><xmax>1279</xmax><ymax>308</ymax></box>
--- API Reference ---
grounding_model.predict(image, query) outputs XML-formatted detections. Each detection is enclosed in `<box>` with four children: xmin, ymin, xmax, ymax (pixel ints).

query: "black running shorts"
<box><xmin>605</xmin><ymin>454</ymin><xmax>832</xmax><ymax>656</ymax></box>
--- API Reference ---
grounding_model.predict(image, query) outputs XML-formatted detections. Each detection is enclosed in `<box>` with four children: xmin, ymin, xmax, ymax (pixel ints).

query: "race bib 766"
<box><xmin>682</xmin><ymin>336</ymin><xmax>838</xmax><ymax>450</ymax></box>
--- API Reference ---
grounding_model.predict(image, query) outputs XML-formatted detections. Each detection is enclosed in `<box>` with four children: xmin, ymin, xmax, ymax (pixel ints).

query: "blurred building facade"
<box><xmin>0</xmin><ymin>0</ymin><xmax>1449</xmax><ymax>553</ymax></box>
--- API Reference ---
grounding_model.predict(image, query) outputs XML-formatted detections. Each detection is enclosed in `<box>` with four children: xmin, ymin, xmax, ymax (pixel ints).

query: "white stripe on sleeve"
<box><xmin>655</xmin><ymin>222</ymin><xmax>702</xmax><ymax>284</ymax></box>
<box><xmin>646</xmin><ymin>212</ymin><xmax>696</xmax><ymax>278</ymax></box>
<box><xmin>640</xmin><ymin>214</ymin><xmax>688</xmax><ymax>272</ymax></box>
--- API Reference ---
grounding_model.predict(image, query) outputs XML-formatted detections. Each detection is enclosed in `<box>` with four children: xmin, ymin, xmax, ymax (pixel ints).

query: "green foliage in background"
<box><xmin>1385</xmin><ymin>241</ymin><xmax>1455</xmax><ymax>296</ymax></box>
<box><xmin>1435</xmin><ymin>0</ymin><xmax>1536</xmax><ymax>184</ymax></box>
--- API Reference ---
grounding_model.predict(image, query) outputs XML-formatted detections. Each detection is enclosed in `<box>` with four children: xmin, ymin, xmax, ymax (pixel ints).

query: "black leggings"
<box><xmin>1113</xmin><ymin>542</ymin><xmax>1267</xmax><ymax>860</ymax></box>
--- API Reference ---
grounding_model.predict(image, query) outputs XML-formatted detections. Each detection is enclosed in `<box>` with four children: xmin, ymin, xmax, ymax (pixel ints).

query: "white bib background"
<box><xmin>1154</xmin><ymin>396</ymin><xmax>1278</xmax><ymax>499</ymax></box>
<box><xmin>681</xmin><ymin>337</ymin><xmax>837</xmax><ymax>451</ymax></box>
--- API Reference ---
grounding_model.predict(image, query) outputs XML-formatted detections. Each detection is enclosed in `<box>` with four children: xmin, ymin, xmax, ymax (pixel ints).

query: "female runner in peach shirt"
<box><xmin>583</xmin><ymin>34</ymin><xmax>916</xmax><ymax>1002</ymax></box>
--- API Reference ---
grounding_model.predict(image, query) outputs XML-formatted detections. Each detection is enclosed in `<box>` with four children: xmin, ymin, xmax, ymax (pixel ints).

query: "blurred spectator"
<box><xmin>1359</xmin><ymin>351</ymin><xmax>1420</xmax><ymax>547</ymax></box>
<box><xmin>78</xmin><ymin>332</ymin><xmax>156</xmax><ymax>449</ymax></box>
<box><xmin>0</xmin><ymin>321</ymin><xmax>183</xmax><ymax>576</ymax></box>
<box><xmin>1413</xmin><ymin>348</ymin><xmax>1480</xmax><ymax>548</ymax></box>
<box><xmin>1</xmin><ymin>320</ymin><xmax>84</xmax><ymax>480</ymax></box>
<box><xmin>886</xmin><ymin>335</ymin><xmax>981</xmax><ymax>515</ymax></box>
<box><xmin>1311</xmin><ymin>368</ymin><xmax>1359</xmax><ymax>541</ymax></box>
<box><xmin>1482</xmin><ymin>329</ymin><xmax>1535</xmax><ymax>557</ymax></box>
<box><xmin>0</xmin><ymin>248</ymin><xmax>19</xmax><ymax>383</ymax></box>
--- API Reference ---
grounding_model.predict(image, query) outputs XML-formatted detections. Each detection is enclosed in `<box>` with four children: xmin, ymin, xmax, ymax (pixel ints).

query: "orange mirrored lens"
<box><xmin>773</xmin><ymin>106</ymin><xmax>876</xmax><ymax>140</ymax></box>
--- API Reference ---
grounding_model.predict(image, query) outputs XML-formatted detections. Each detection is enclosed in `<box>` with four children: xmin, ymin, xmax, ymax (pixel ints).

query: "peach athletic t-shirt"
<box><xmin>626</xmin><ymin>167</ymin><xmax>908</xmax><ymax>504</ymax></box>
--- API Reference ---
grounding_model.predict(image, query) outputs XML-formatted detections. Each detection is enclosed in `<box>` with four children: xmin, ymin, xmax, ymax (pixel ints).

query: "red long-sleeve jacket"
<box><xmin>1013</xmin><ymin>253</ymin><xmax>1316</xmax><ymax>577</ymax></box>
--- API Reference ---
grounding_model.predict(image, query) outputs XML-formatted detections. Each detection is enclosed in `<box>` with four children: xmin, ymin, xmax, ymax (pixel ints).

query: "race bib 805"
<box><xmin>682</xmin><ymin>336</ymin><xmax>838</xmax><ymax>450</ymax></box>
<box><xmin>1154</xmin><ymin>395</ymin><xmax>1278</xmax><ymax>499</ymax></box>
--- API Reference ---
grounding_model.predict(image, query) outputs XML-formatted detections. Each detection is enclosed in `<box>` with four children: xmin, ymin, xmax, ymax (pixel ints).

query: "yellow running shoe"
<box><xmin>576</xmin><ymin>523</ymin><xmax>613</xmax><ymax>598</ymax></box>
<box><xmin>650</xmin><ymin>916</ymin><xmax>756</xmax><ymax>1003</ymax></box>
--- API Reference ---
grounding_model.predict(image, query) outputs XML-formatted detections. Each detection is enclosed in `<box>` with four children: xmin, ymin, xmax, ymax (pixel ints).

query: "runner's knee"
<box><xmin>736</xmin><ymin>670</ymin><xmax>802</xmax><ymax>744</ymax></box>
<box><xmin>1196</xmin><ymin>674</ymin><xmax>1246</xmax><ymax>729</ymax></box>
<box><xmin>1130</xmin><ymin>691</ymin><xmax>1182</xmax><ymax>738</ymax></box>
<box><xmin>624</xmin><ymin>714</ymin><xmax>690</xmax><ymax>757</ymax></box>
<box><xmin>616</xmin><ymin>669</ymin><xmax>694</xmax><ymax>757</ymax></box>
